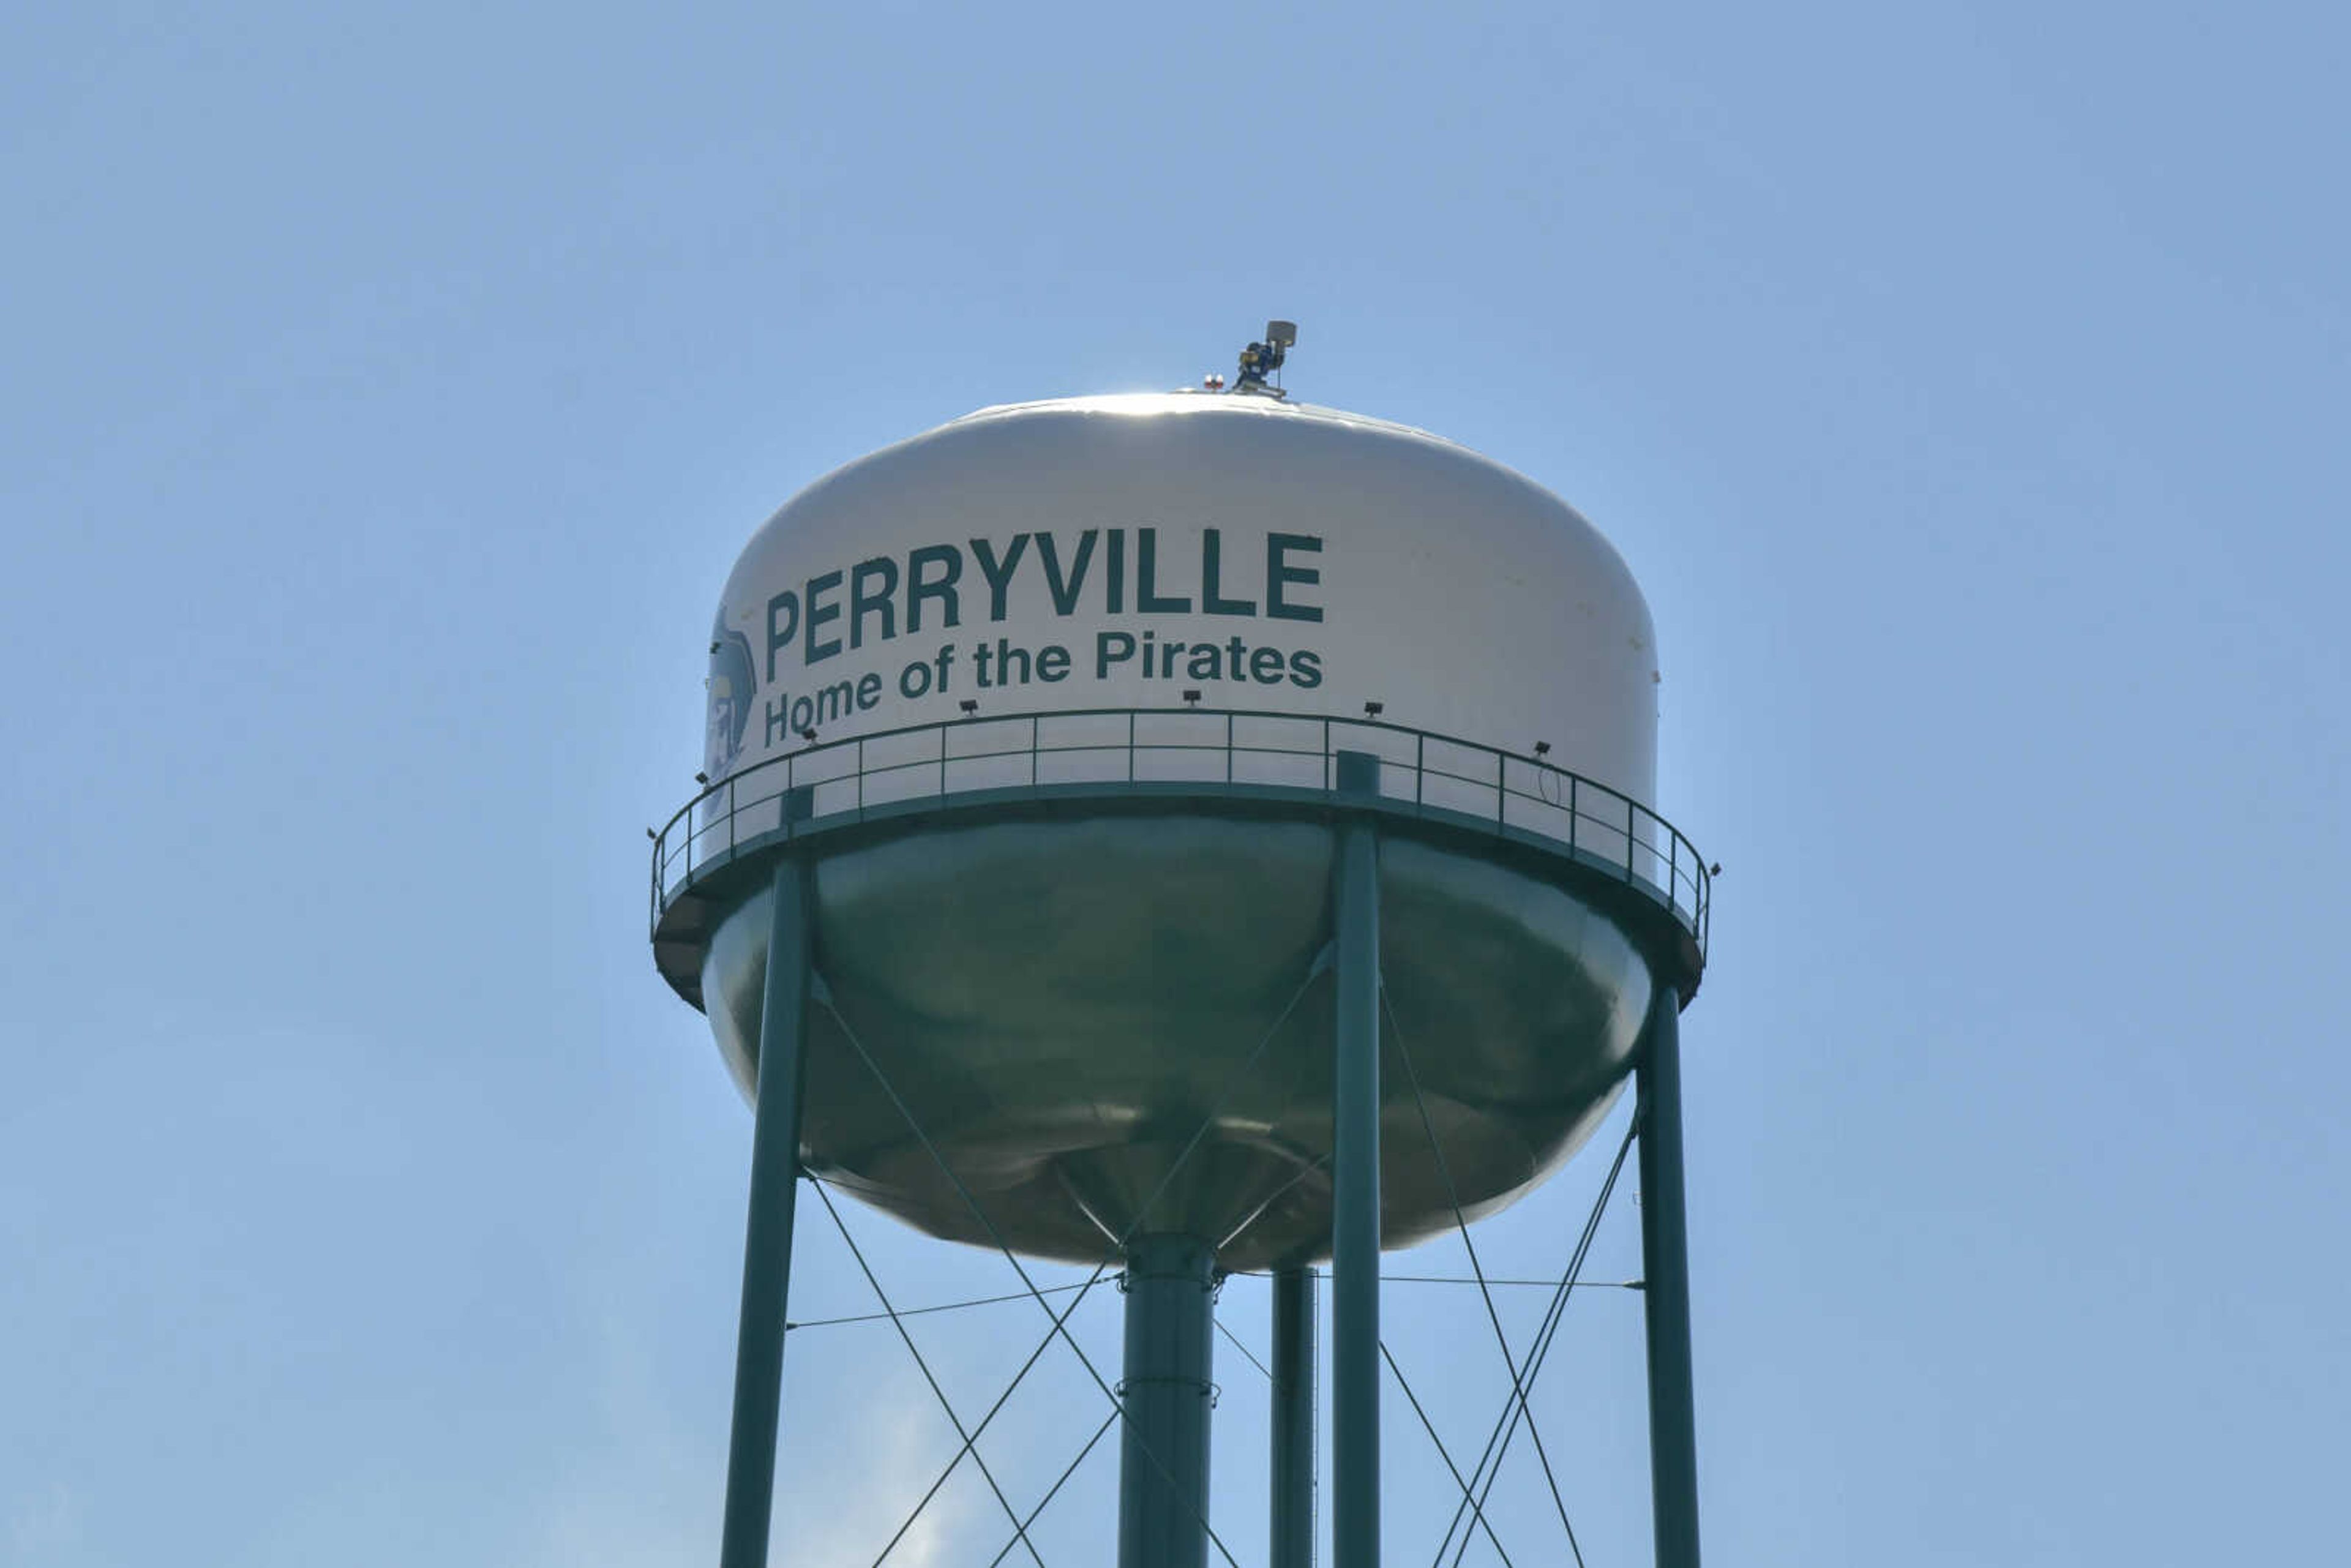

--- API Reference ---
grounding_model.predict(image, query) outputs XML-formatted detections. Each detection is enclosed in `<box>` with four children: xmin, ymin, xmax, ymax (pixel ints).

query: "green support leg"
<box><xmin>718</xmin><ymin>852</ymin><xmax>814</xmax><ymax>1568</ymax></box>
<box><xmin>1331</xmin><ymin>750</ymin><xmax>1382</xmax><ymax>1568</ymax></box>
<box><xmin>1269</xmin><ymin>1265</ymin><xmax>1318</xmax><ymax>1568</ymax></box>
<box><xmin>1636</xmin><ymin>982</ymin><xmax>1702</xmax><ymax>1568</ymax></box>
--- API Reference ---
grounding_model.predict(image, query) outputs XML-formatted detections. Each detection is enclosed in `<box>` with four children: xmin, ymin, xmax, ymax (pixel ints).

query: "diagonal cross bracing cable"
<box><xmin>817</xmin><ymin>955</ymin><xmax>1325</xmax><ymax>1568</ymax></box>
<box><xmin>807</xmin><ymin>1177</ymin><xmax>1052</xmax><ymax>1568</ymax></box>
<box><xmin>1212</xmin><ymin>970</ymin><xmax>1341</xmax><ymax>1255</ymax></box>
<box><xmin>786</xmin><ymin>1282</ymin><xmax>1093</xmax><ymax>1332</ymax></box>
<box><xmin>1227</xmin><ymin>1272</ymin><xmax>1640</xmax><ymax>1291</ymax></box>
<box><xmin>1434</xmin><ymin>1116</ymin><xmax>1637</xmax><ymax>1568</ymax></box>
<box><xmin>1382</xmin><ymin>1338</ymin><xmax>1518</xmax><ymax>1568</ymax></box>
<box><xmin>858</xmin><ymin>1267</ymin><xmax>1109</xmax><ymax>1568</ymax></box>
<box><xmin>1384</xmin><ymin>987</ymin><xmax>1589</xmax><ymax>1568</ymax></box>
<box><xmin>981</xmin><ymin>1409</ymin><xmax>1120</xmax><ymax>1568</ymax></box>
<box><xmin>1438</xmin><ymin>1123</ymin><xmax>1631</xmax><ymax>1568</ymax></box>
<box><xmin>823</xmin><ymin>1003</ymin><xmax>1246</xmax><ymax>1568</ymax></box>
<box><xmin>1450</xmin><ymin>1116</ymin><xmax>1638</xmax><ymax>1568</ymax></box>
<box><xmin>1214</xmin><ymin>1149</ymin><xmax>1330</xmax><ymax>1253</ymax></box>
<box><xmin>1212</xmin><ymin>1315</ymin><xmax>1272</xmax><ymax>1382</ymax></box>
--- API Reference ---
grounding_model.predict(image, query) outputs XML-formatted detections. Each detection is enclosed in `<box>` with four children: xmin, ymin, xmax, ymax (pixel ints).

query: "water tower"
<box><xmin>648</xmin><ymin>324</ymin><xmax>1712</xmax><ymax>1567</ymax></box>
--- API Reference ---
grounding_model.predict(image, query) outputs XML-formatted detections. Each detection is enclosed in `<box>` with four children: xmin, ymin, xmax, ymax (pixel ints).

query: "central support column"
<box><xmin>1119</xmin><ymin>1234</ymin><xmax>1218</xmax><ymax>1568</ymax></box>
<box><xmin>1269</xmin><ymin>1266</ymin><xmax>1318</xmax><ymax>1568</ymax></box>
<box><xmin>1330</xmin><ymin>750</ymin><xmax>1382</xmax><ymax>1568</ymax></box>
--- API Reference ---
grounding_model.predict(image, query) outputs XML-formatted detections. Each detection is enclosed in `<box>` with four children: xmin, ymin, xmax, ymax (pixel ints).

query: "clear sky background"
<box><xmin>4</xmin><ymin>2</ymin><xmax>2345</xmax><ymax>1564</ymax></box>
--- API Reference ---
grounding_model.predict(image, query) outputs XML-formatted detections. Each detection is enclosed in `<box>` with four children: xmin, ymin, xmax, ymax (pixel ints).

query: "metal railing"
<box><xmin>650</xmin><ymin>708</ymin><xmax>1708</xmax><ymax>956</ymax></box>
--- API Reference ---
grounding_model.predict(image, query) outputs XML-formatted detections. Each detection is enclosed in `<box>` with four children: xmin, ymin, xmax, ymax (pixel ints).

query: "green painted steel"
<box><xmin>651</xmin><ymin>707</ymin><xmax>1709</xmax><ymax>988</ymax></box>
<box><xmin>1269</xmin><ymin>1266</ymin><xmax>1318</xmax><ymax>1568</ymax></box>
<box><xmin>1117</xmin><ymin>1234</ymin><xmax>1218</xmax><ymax>1568</ymax></box>
<box><xmin>651</xmin><ymin>721</ymin><xmax>1717</xmax><ymax>1566</ymax></box>
<box><xmin>1330</xmin><ymin>750</ymin><xmax>1382</xmax><ymax>1568</ymax></box>
<box><xmin>718</xmin><ymin>850</ymin><xmax>814</xmax><ymax>1568</ymax></box>
<box><xmin>1637</xmin><ymin>983</ymin><xmax>1703</xmax><ymax>1568</ymax></box>
<box><xmin>692</xmin><ymin>817</ymin><xmax>1653</xmax><ymax>1272</ymax></box>
<box><xmin>659</xmin><ymin>709</ymin><xmax>1701</xmax><ymax>1280</ymax></box>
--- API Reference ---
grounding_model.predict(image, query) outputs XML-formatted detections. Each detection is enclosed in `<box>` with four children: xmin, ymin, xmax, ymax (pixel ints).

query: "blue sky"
<box><xmin>4</xmin><ymin>2</ymin><xmax>2345</xmax><ymax>1564</ymax></box>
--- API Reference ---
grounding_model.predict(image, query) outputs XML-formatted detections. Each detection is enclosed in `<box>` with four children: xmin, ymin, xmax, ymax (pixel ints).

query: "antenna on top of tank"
<box><xmin>1235</xmin><ymin>319</ymin><xmax>1297</xmax><ymax>397</ymax></box>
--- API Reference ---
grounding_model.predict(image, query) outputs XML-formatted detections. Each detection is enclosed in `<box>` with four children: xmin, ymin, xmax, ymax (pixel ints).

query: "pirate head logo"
<box><xmin>705</xmin><ymin>610</ymin><xmax>757</xmax><ymax>779</ymax></box>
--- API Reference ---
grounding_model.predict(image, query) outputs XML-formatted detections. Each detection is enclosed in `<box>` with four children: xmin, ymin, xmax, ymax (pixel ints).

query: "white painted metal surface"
<box><xmin>702</xmin><ymin>394</ymin><xmax>1659</xmax><ymax>806</ymax></box>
